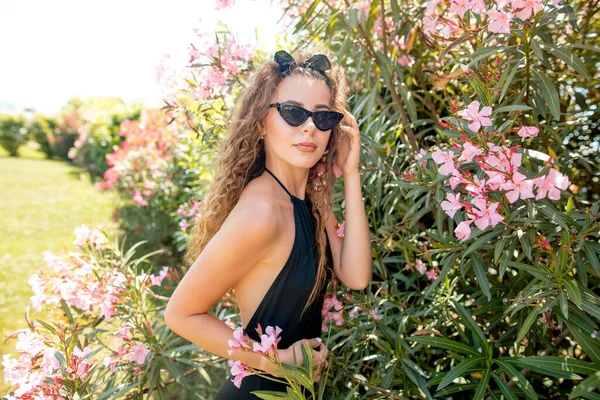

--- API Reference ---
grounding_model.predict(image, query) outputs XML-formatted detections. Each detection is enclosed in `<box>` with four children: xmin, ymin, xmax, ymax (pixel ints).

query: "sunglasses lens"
<box><xmin>280</xmin><ymin>105</ymin><xmax>308</xmax><ymax>126</ymax></box>
<box><xmin>314</xmin><ymin>111</ymin><xmax>343</xmax><ymax>131</ymax></box>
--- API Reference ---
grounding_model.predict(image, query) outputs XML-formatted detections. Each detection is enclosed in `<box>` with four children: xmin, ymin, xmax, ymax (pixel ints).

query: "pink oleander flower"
<box><xmin>252</xmin><ymin>326</ymin><xmax>282</xmax><ymax>355</ymax></box>
<box><xmin>465</xmin><ymin>175</ymin><xmax>487</xmax><ymax>197</ymax></box>
<box><xmin>516</xmin><ymin>126</ymin><xmax>539</xmax><ymax>141</ymax></box>
<box><xmin>132</xmin><ymin>190</ymin><xmax>149</xmax><ymax>206</ymax></box>
<box><xmin>336</xmin><ymin>221</ymin><xmax>345</xmax><ymax>238</ymax></box>
<box><xmin>458</xmin><ymin>142</ymin><xmax>483</xmax><ymax>163</ymax></box>
<box><xmin>460</xmin><ymin>101</ymin><xmax>493</xmax><ymax>132</ymax></box>
<box><xmin>469</xmin><ymin>198</ymin><xmax>504</xmax><ymax>230</ymax></box>
<box><xmin>432</xmin><ymin>149</ymin><xmax>456</xmax><ymax>175</ymax></box>
<box><xmin>215</xmin><ymin>0</ymin><xmax>235</xmax><ymax>10</ymax></box>
<box><xmin>73</xmin><ymin>224</ymin><xmax>106</xmax><ymax>248</ymax></box>
<box><xmin>423</xmin><ymin>15</ymin><xmax>439</xmax><ymax>36</ymax></box>
<box><xmin>500</xmin><ymin>171</ymin><xmax>535</xmax><ymax>203</ymax></box>
<box><xmin>448</xmin><ymin>169</ymin><xmax>463</xmax><ymax>190</ymax></box>
<box><xmin>415</xmin><ymin>258</ymin><xmax>427</xmax><ymax>275</ymax></box>
<box><xmin>533</xmin><ymin>168</ymin><xmax>570</xmax><ymax>200</ymax></box>
<box><xmin>455</xmin><ymin>220</ymin><xmax>473</xmax><ymax>241</ymax></box>
<box><xmin>229</xmin><ymin>360</ymin><xmax>252</xmax><ymax>389</ymax></box>
<box><xmin>149</xmin><ymin>266</ymin><xmax>169</xmax><ymax>286</ymax></box>
<box><xmin>102</xmin><ymin>356</ymin><xmax>117</xmax><ymax>372</ymax></box>
<box><xmin>322</xmin><ymin>294</ymin><xmax>344</xmax><ymax>331</ymax></box>
<box><xmin>228</xmin><ymin>327</ymin><xmax>251</xmax><ymax>356</ymax></box>
<box><xmin>449</xmin><ymin>0</ymin><xmax>470</xmax><ymax>18</ymax></box>
<box><xmin>117</xmin><ymin>326</ymin><xmax>132</xmax><ymax>341</ymax></box>
<box><xmin>513</xmin><ymin>0</ymin><xmax>543</xmax><ymax>20</ymax></box>
<box><xmin>370</xmin><ymin>307</ymin><xmax>380</xmax><ymax>321</ymax></box>
<box><xmin>488</xmin><ymin>9</ymin><xmax>513</xmax><ymax>34</ymax></box>
<box><xmin>128</xmin><ymin>344</ymin><xmax>151</xmax><ymax>365</ymax></box>
<box><xmin>426</xmin><ymin>269</ymin><xmax>439</xmax><ymax>281</ymax></box>
<box><xmin>441</xmin><ymin>192</ymin><xmax>463</xmax><ymax>218</ymax></box>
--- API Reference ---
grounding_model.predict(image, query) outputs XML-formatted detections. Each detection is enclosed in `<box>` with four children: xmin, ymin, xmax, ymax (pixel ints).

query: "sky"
<box><xmin>0</xmin><ymin>0</ymin><xmax>283</xmax><ymax>114</ymax></box>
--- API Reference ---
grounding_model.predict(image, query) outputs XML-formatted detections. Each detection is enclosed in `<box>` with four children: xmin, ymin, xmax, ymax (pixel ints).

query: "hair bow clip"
<box><xmin>274</xmin><ymin>50</ymin><xmax>331</xmax><ymax>78</ymax></box>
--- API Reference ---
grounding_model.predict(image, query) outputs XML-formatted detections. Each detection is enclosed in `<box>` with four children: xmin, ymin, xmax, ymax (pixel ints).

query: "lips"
<box><xmin>294</xmin><ymin>142</ymin><xmax>317</xmax><ymax>148</ymax></box>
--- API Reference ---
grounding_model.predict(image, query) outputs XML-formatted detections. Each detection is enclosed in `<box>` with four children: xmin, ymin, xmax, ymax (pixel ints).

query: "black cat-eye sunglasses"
<box><xmin>269</xmin><ymin>102</ymin><xmax>344</xmax><ymax>131</ymax></box>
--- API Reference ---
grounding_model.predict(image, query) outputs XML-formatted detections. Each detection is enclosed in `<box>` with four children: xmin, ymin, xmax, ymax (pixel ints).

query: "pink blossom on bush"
<box><xmin>229</xmin><ymin>360</ymin><xmax>252</xmax><ymax>388</ymax></box>
<box><xmin>513</xmin><ymin>0</ymin><xmax>543</xmax><ymax>20</ymax></box>
<box><xmin>516</xmin><ymin>126</ymin><xmax>539</xmax><ymax>141</ymax></box>
<box><xmin>441</xmin><ymin>192</ymin><xmax>463</xmax><ymax>218</ymax></box>
<box><xmin>455</xmin><ymin>220</ymin><xmax>473</xmax><ymax>241</ymax></box>
<box><xmin>253</xmin><ymin>326</ymin><xmax>282</xmax><ymax>355</ymax></box>
<box><xmin>460</xmin><ymin>101</ymin><xmax>493</xmax><ymax>132</ymax></box>
<box><xmin>322</xmin><ymin>293</ymin><xmax>344</xmax><ymax>331</ymax></box>
<box><xmin>415</xmin><ymin>259</ymin><xmax>427</xmax><ymax>275</ymax></box>
<box><xmin>500</xmin><ymin>171</ymin><xmax>535</xmax><ymax>203</ymax></box>
<box><xmin>533</xmin><ymin>168</ymin><xmax>570</xmax><ymax>200</ymax></box>
<box><xmin>488</xmin><ymin>9</ymin><xmax>513</xmax><ymax>34</ymax></box>
<box><xmin>128</xmin><ymin>344</ymin><xmax>151</xmax><ymax>365</ymax></box>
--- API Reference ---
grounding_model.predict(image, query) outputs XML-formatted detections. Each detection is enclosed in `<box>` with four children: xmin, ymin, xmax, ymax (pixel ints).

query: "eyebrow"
<box><xmin>282</xmin><ymin>100</ymin><xmax>331</xmax><ymax>110</ymax></box>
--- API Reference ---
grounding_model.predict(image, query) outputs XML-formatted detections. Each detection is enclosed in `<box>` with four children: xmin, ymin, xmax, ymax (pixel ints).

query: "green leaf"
<box><xmin>438</xmin><ymin>357</ymin><xmax>484</xmax><ymax>390</ymax></box>
<box><xmin>473</xmin><ymin>367</ymin><xmax>492</xmax><ymax>400</ymax></box>
<box><xmin>544</xmin><ymin>44</ymin><xmax>590</xmax><ymax>79</ymax></box>
<box><xmin>495</xmin><ymin>359</ymin><xmax>538</xmax><ymax>400</ymax></box>
<box><xmin>569</xmin><ymin>326</ymin><xmax>600</xmax><ymax>364</ymax></box>
<box><xmin>468</xmin><ymin>76</ymin><xmax>492</xmax><ymax>107</ymax></box>
<box><xmin>507</xmin><ymin>356</ymin><xmax>586</xmax><ymax>380</ymax></box>
<box><xmin>472</xmin><ymin>255</ymin><xmax>491</xmax><ymax>301</ymax></box>
<box><xmin>405</xmin><ymin>336</ymin><xmax>482</xmax><ymax>357</ymax></box>
<box><xmin>517</xmin><ymin>307</ymin><xmax>540</xmax><ymax>343</ymax></box>
<box><xmin>348</xmin><ymin>7</ymin><xmax>358</xmax><ymax>28</ymax></box>
<box><xmin>560</xmin><ymin>291</ymin><xmax>569</xmax><ymax>320</ymax></box>
<box><xmin>492</xmin><ymin>372</ymin><xmax>518</xmax><ymax>400</ymax></box>
<box><xmin>571</xmin><ymin>372</ymin><xmax>600</xmax><ymax>399</ymax></box>
<box><xmin>564</xmin><ymin>279</ymin><xmax>583</xmax><ymax>307</ymax></box>
<box><xmin>583</xmin><ymin>242</ymin><xmax>600</xmax><ymax>275</ymax></box>
<box><xmin>463</xmin><ymin>228</ymin><xmax>504</xmax><ymax>258</ymax></box>
<box><xmin>492</xmin><ymin>105</ymin><xmax>532</xmax><ymax>114</ymax></box>
<box><xmin>532</xmin><ymin>70</ymin><xmax>561</xmax><ymax>121</ymax></box>
<box><xmin>500</xmin><ymin>260</ymin><xmax>553</xmax><ymax>284</ymax></box>
<box><xmin>451</xmin><ymin>300</ymin><xmax>489</xmax><ymax>357</ymax></box>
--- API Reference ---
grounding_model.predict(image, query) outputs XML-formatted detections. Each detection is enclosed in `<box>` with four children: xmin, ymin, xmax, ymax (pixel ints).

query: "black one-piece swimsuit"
<box><xmin>216</xmin><ymin>166</ymin><xmax>331</xmax><ymax>399</ymax></box>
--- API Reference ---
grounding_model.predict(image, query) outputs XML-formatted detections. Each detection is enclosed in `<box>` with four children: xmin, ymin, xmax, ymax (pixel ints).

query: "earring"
<box><xmin>321</xmin><ymin>148</ymin><xmax>329</xmax><ymax>162</ymax></box>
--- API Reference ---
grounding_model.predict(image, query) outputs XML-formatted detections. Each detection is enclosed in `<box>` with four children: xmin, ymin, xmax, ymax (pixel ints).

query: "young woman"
<box><xmin>164</xmin><ymin>49</ymin><xmax>372</xmax><ymax>399</ymax></box>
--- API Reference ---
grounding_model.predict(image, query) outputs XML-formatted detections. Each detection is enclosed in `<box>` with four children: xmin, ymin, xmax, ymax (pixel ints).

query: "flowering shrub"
<box><xmin>2</xmin><ymin>225</ymin><xmax>223</xmax><ymax>399</ymax></box>
<box><xmin>0</xmin><ymin>114</ymin><xmax>28</xmax><ymax>157</ymax></box>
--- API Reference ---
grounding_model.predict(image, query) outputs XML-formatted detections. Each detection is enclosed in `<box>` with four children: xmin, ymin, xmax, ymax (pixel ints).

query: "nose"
<box><xmin>302</xmin><ymin>117</ymin><xmax>316</xmax><ymax>133</ymax></box>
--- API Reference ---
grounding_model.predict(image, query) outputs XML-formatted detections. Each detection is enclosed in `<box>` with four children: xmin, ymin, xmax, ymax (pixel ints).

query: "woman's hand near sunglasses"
<box><xmin>335</xmin><ymin>110</ymin><xmax>361</xmax><ymax>178</ymax></box>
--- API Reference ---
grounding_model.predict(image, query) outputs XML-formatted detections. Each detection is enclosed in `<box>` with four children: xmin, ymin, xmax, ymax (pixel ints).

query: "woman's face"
<box><xmin>263</xmin><ymin>74</ymin><xmax>333</xmax><ymax>170</ymax></box>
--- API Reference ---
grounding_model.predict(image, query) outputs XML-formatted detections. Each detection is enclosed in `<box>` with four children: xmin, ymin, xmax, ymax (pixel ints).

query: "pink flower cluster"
<box><xmin>322</xmin><ymin>293</ymin><xmax>344</xmax><ymax>331</ymax></box>
<box><xmin>406</xmin><ymin>258</ymin><xmax>439</xmax><ymax>281</ymax></box>
<box><xmin>423</xmin><ymin>0</ymin><xmax>561</xmax><ymax>39</ymax></box>
<box><xmin>73</xmin><ymin>224</ymin><xmax>106</xmax><ymax>248</ymax></box>
<box><xmin>226</xmin><ymin>324</ymin><xmax>282</xmax><ymax>388</ymax></box>
<box><xmin>95</xmin><ymin>110</ymin><xmax>178</xmax><ymax>209</ymax></box>
<box><xmin>186</xmin><ymin>29</ymin><xmax>256</xmax><ymax>101</ymax></box>
<box><xmin>2</xmin><ymin>329</ymin><xmax>96</xmax><ymax>399</ymax></box>
<box><xmin>429</xmin><ymin>101</ymin><xmax>570</xmax><ymax>241</ymax></box>
<box><xmin>177</xmin><ymin>199</ymin><xmax>202</xmax><ymax>232</ymax></box>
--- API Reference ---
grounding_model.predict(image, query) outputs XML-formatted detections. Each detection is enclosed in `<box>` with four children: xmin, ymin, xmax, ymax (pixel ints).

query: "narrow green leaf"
<box><xmin>571</xmin><ymin>372</ymin><xmax>600</xmax><ymax>399</ymax></box>
<box><xmin>438</xmin><ymin>357</ymin><xmax>484</xmax><ymax>390</ymax></box>
<box><xmin>493</xmin><ymin>105</ymin><xmax>532</xmax><ymax>114</ymax></box>
<box><xmin>583</xmin><ymin>242</ymin><xmax>600</xmax><ymax>275</ymax></box>
<box><xmin>565</xmin><ymin>280</ymin><xmax>583</xmax><ymax>307</ymax></box>
<box><xmin>472</xmin><ymin>255</ymin><xmax>491</xmax><ymax>301</ymax></box>
<box><xmin>544</xmin><ymin>45</ymin><xmax>590</xmax><ymax>79</ymax></box>
<box><xmin>569</xmin><ymin>326</ymin><xmax>600</xmax><ymax>364</ymax></box>
<box><xmin>496</xmin><ymin>359</ymin><xmax>538</xmax><ymax>400</ymax></box>
<box><xmin>517</xmin><ymin>307</ymin><xmax>540</xmax><ymax>343</ymax></box>
<box><xmin>473</xmin><ymin>367</ymin><xmax>492</xmax><ymax>400</ymax></box>
<box><xmin>451</xmin><ymin>300</ymin><xmax>489</xmax><ymax>356</ymax></box>
<box><xmin>532</xmin><ymin>70</ymin><xmax>560</xmax><ymax>121</ymax></box>
<box><xmin>406</xmin><ymin>336</ymin><xmax>482</xmax><ymax>357</ymax></box>
<box><xmin>492</xmin><ymin>372</ymin><xmax>518</xmax><ymax>400</ymax></box>
<box><xmin>560</xmin><ymin>291</ymin><xmax>569</xmax><ymax>320</ymax></box>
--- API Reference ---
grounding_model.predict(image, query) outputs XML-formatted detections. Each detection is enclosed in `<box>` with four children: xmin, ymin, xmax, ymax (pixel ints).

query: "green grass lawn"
<box><xmin>0</xmin><ymin>142</ymin><xmax>120</xmax><ymax>392</ymax></box>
